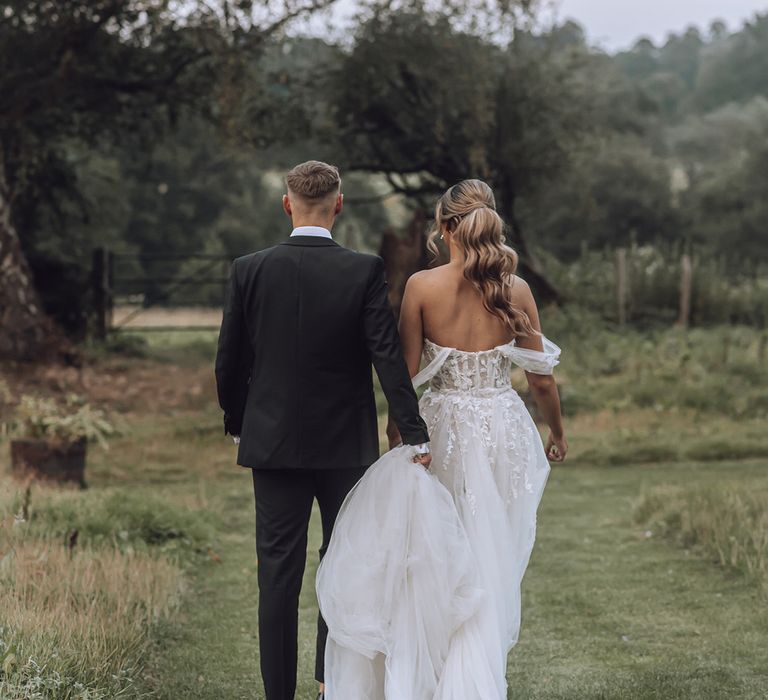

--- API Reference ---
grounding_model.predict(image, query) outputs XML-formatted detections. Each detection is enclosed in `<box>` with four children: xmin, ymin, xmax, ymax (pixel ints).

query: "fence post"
<box><xmin>92</xmin><ymin>248</ymin><xmax>111</xmax><ymax>340</ymax></box>
<box><xmin>615</xmin><ymin>248</ymin><xmax>627</xmax><ymax>326</ymax></box>
<box><xmin>677</xmin><ymin>253</ymin><xmax>692</xmax><ymax>328</ymax></box>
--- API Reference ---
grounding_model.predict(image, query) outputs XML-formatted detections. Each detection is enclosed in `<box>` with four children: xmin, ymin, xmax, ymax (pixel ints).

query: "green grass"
<box><xmin>509</xmin><ymin>459</ymin><xmax>768</xmax><ymax>699</ymax></box>
<box><xmin>103</xmin><ymin>408</ymin><xmax>765</xmax><ymax>699</ymax></box>
<box><xmin>4</xmin><ymin>325</ymin><xmax>768</xmax><ymax>698</ymax></box>
<box><xmin>19</xmin><ymin>488</ymin><xmax>215</xmax><ymax>556</ymax></box>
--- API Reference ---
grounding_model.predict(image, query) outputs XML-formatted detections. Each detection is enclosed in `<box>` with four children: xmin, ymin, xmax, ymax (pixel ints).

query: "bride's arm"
<box><xmin>513</xmin><ymin>278</ymin><xmax>568</xmax><ymax>462</ymax></box>
<box><xmin>387</xmin><ymin>274</ymin><xmax>425</xmax><ymax>447</ymax></box>
<box><xmin>398</xmin><ymin>275</ymin><xmax>426</xmax><ymax>378</ymax></box>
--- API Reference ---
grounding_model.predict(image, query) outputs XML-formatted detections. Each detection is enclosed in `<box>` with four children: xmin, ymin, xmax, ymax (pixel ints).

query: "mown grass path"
<box><xmin>137</xmin><ymin>423</ymin><xmax>768</xmax><ymax>700</ymax></box>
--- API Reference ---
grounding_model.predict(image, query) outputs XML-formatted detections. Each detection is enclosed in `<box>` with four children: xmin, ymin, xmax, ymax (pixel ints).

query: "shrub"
<box><xmin>11</xmin><ymin>395</ymin><xmax>116</xmax><ymax>449</ymax></box>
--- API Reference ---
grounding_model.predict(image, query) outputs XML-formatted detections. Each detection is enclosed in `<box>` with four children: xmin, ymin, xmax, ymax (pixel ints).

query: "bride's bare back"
<box><xmin>398</xmin><ymin>263</ymin><xmax>545</xmax><ymax>376</ymax></box>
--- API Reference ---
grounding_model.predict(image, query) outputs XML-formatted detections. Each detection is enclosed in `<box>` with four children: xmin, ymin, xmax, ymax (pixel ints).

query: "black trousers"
<box><xmin>251</xmin><ymin>466</ymin><xmax>367</xmax><ymax>700</ymax></box>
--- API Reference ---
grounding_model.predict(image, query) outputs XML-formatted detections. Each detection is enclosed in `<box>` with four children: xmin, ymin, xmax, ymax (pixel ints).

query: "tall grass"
<box><xmin>19</xmin><ymin>489</ymin><xmax>214</xmax><ymax>555</ymax></box>
<box><xmin>0</xmin><ymin>545</ymin><xmax>181</xmax><ymax>699</ymax></box>
<box><xmin>539</xmin><ymin>308</ymin><xmax>768</xmax><ymax>420</ymax></box>
<box><xmin>634</xmin><ymin>484</ymin><xmax>768</xmax><ymax>589</ymax></box>
<box><xmin>0</xmin><ymin>476</ymin><xmax>208</xmax><ymax>698</ymax></box>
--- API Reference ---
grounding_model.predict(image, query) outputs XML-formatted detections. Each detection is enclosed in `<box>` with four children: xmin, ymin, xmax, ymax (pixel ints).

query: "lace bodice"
<box><xmin>413</xmin><ymin>337</ymin><xmax>561</xmax><ymax>394</ymax></box>
<box><xmin>421</xmin><ymin>340</ymin><xmax>515</xmax><ymax>392</ymax></box>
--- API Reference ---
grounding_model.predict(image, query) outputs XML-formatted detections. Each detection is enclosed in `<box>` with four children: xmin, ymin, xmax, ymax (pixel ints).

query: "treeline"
<box><xmin>3</xmin><ymin>2</ymin><xmax>768</xmax><ymax>346</ymax></box>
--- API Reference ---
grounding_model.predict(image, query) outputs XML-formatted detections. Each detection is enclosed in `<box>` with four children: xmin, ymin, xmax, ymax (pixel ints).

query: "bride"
<box><xmin>316</xmin><ymin>179</ymin><xmax>567</xmax><ymax>699</ymax></box>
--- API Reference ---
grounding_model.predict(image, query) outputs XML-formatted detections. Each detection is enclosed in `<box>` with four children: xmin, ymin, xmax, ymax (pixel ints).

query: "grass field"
<box><xmin>2</xmin><ymin>323</ymin><xmax>767</xmax><ymax>698</ymax></box>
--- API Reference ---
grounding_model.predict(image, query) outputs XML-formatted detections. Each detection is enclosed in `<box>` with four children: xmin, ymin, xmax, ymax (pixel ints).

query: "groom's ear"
<box><xmin>282</xmin><ymin>194</ymin><xmax>292</xmax><ymax>218</ymax></box>
<box><xmin>334</xmin><ymin>193</ymin><xmax>343</xmax><ymax>216</ymax></box>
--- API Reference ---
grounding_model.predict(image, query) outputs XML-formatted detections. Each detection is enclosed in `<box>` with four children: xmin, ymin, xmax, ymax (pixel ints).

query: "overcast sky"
<box><xmin>550</xmin><ymin>0</ymin><xmax>767</xmax><ymax>50</ymax></box>
<box><xmin>310</xmin><ymin>1</ymin><xmax>768</xmax><ymax>51</ymax></box>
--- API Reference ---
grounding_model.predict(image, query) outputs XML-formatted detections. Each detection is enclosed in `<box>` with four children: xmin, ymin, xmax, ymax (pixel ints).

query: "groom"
<box><xmin>215</xmin><ymin>160</ymin><xmax>431</xmax><ymax>700</ymax></box>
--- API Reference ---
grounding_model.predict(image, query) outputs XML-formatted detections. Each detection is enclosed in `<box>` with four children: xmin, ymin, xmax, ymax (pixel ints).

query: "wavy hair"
<box><xmin>427</xmin><ymin>179</ymin><xmax>537</xmax><ymax>337</ymax></box>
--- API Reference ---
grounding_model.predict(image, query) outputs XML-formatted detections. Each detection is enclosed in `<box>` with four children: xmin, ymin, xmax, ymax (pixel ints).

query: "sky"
<box><xmin>309</xmin><ymin>1</ymin><xmax>768</xmax><ymax>51</ymax></box>
<box><xmin>548</xmin><ymin>0</ymin><xmax>768</xmax><ymax>50</ymax></box>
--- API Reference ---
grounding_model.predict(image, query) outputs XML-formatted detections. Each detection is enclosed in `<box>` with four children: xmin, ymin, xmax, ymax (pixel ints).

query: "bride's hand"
<box><xmin>412</xmin><ymin>452</ymin><xmax>432</xmax><ymax>469</ymax></box>
<box><xmin>545</xmin><ymin>432</ymin><xmax>568</xmax><ymax>462</ymax></box>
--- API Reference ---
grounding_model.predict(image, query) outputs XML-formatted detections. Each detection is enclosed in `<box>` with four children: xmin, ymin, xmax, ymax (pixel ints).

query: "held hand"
<box><xmin>412</xmin><ymin>452</ymin><xmax>432</xmax><ymax>469</ymax></box>
<box><xmin>545</xmin><ymin>432</ymin><xmax>568</xmax><ymax>463</ymax></box>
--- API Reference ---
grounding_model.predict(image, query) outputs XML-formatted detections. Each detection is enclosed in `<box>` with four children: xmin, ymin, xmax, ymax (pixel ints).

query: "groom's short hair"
<box><xmin>285</xmin><ymin>160</ymin><xmax>341</xmax><ymax>201</ymax></box>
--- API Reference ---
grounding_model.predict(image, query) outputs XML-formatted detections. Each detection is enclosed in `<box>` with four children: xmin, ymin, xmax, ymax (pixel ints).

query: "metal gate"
<box><xmin>92</xmin><ymin>248</ymin><xmax>233</xmax><ymax>336</ymax></box>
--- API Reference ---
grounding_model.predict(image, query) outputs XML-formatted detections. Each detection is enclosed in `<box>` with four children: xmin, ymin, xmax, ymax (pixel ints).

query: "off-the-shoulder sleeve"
<box><xmin>412</xmin><ymin>346</ymin><xmax>453</xmax><ymax>389</ymax></box>
<box><xmin>502</xmin><ymin>336</ymin><xmax>561</xmax><ymax>375</ymax></box>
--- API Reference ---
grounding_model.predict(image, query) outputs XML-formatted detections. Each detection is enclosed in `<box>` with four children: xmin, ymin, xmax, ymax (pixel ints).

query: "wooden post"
<box><xmin>616</xmin><ymin>248</ymin><xmax>627</xmax><ymax>326</ymax></box>
<box><xmin>92</xmin><ymin>248</ymin><xmax>109</xmax><ymax>340</ymax></box>
<box><xmin>677</xmin><ymin>253</ymin><xmax>692</xmax><ymax>328</ymax></box>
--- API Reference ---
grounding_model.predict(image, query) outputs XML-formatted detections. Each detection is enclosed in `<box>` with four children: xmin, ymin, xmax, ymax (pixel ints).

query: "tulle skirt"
<box><xmin>317</xmin><ymin>388</ymin><xmax>550</xmax><ymax>699</ymax></box>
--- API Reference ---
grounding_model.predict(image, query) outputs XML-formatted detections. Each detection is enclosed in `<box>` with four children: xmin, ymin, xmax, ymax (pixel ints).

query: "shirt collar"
<box><xmin>290</xmin><ymin>226</ymin><xmax>333</xmax><ymax>239</ymax></box>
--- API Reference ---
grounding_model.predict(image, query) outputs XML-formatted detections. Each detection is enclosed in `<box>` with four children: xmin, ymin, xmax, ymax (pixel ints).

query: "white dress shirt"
<box><xmin>291</xmin><ymin>226</ymin><xmax>333</xmax><ymax>238</ymax></box>
<box><xmin>236</xmin><ymin>225</ymin><xmax>430</xmax><ymax>457</ymax></box>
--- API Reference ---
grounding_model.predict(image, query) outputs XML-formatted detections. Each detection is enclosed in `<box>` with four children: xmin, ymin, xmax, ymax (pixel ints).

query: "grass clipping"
<box><xmin>0</xmin><ymin>480</ymin><xmax>186</xmax><ymax>699</ymax></box>
<box><xmin>635</xmin><ymin>484</ymin><xmax>768</xmax><ymax>589</ymax></box>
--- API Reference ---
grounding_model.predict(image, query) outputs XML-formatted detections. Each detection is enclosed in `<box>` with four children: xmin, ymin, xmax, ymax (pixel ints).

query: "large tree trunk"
<box><xmin>507</xmin><ymin>211</ymin><xmax>561</xmax><ymax>305</ymax></box>
<box><xmin>0</xmin><ymin>161</ymin><xmax>71</xmax><ymax>362</ymax></box>
<box><xmin>497</xmin><ymin>180</ymin><xmax>561</xmax><ymax>305</ymax></box>
<box><xmin>379</xmin><ymin>210</ymin><xmax>432</xmax><ymax>318</ymax></box>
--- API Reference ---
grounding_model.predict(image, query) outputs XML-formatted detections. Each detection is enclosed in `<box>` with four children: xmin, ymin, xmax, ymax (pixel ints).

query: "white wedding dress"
<box><xmin>316</xmin><ymin>336</ymin><xmax>560</xmax><ymax>699</ymax></box>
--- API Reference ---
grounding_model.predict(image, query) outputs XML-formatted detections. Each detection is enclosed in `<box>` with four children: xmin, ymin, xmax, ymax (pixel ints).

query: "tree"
<box><xmin>686</xmin><ymin>122</ymin><xmax>768</xmax><ymax>266</ymax></box>
<box><xmin>693</xmin><ymin>13</ymin><xmax>768</xmax><ymax>112</ymax></box>
<box><xmin>0</xmin><ymin>0</ymin><xmax>334</xmax><ymax>361</ymax></box>
<box><xmin>333</xmin><ymin>8</ymin><xmax>598</xmax><ymax>302</ymax></box>
<box><xmin>521</xmin><ymin>138</ymin><xmax>680</xmax><ymax>259</ymax></box>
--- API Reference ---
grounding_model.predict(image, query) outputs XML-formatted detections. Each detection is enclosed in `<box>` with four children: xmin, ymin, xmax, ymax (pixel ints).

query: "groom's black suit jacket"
<box><xmin>215</xmin><ymin>235</ymin><xmax>429</xmax><ymax>470</ymax></box>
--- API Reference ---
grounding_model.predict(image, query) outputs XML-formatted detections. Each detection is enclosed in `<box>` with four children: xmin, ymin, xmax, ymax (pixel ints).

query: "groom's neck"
<box><xmin>291</xmin><ymin>215</ymin><xmax>335</xmax><ymax>231</ymax></box>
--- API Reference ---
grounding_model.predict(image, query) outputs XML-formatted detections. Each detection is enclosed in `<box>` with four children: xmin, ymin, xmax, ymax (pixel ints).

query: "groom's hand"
<box><xmin>412</xmin><ymin>452</ymin><xmax>432</xmax><ymax>469</ymax></box>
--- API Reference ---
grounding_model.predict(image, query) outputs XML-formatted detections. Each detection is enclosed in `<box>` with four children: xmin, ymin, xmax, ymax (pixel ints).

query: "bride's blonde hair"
<box><xmin>427</xmin><ymin>179</ymin><xmax>537</xmax><ymax>337</ymax></box>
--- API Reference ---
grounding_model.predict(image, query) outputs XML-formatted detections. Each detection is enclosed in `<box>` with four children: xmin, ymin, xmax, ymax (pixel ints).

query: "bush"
<box><xmin>11</xmin><ymin>395</ymin><xmax>116</xmax><ymax>448</ymax></box>
<box><xmin>20</xmin><ymin>488</ymin><xmax>214</xmax><ymax>556</ymax></box>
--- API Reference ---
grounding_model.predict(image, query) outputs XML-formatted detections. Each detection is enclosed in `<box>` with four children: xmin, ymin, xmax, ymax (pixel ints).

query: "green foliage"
<box><xmin>540</xmin><ymin>246</ymin><xmax>768</xmax><ymax>326</ymax></box>
<box><xmin>331</xmin><ymin>6</ymin><xmax>619</xmax><ymax>300</ymax></box>
<box><xmin>522</xmin><ymin>139</ymin><xmax>681</xmax><ymax>257</ymax></box>
<box><xmin>542</xmin><ymin>308</ymin><xmax>768</xmax><ymax>420</ymax></box>
<box><xmin>4</xmin><ymin>2</ymin><xmax>768</xmax><ymax>334</ymax></box>
<box><xmin>694</xmin><ymin>14</ymin><xmax>768</xmax><ymax>111</ymax></box>
<box><xmin>11</xmin><ymin>395</ymin><xmax>116</xmax><ymax>448</ymax></box>
<box><xmin>1</xmin><ymin>0</ymin><xmax>340</xmax><ymax>337</ymax></box>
